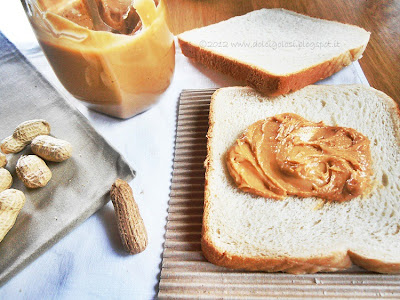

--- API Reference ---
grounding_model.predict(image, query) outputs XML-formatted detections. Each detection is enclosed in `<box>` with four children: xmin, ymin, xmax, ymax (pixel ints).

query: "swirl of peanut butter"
<box><xmin>226</xmin><ymin>113</ymin><xmax>372</xmax><ymax>202</ymax></box>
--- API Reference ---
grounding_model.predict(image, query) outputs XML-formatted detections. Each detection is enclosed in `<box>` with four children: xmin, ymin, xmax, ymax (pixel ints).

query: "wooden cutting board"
<box><xmin>158</xmin><ymin>88</ymin><xmax>400</xmax><ymax>299</ymax></box>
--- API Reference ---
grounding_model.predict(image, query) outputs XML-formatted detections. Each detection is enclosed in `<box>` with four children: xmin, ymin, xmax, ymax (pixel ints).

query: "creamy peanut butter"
<box><xmin>226</xmin><ymin>113</ymin><xmax>372</xmax><ymax>202</ymax></box>
<box><xmin>28</xmin><ymin>0</ymin><xmax>174</xmax><ymax>118</ymax></box>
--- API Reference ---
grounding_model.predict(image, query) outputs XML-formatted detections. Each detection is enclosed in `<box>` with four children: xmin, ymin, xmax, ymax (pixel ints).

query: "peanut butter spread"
<box><xmin>31</xmin><ymin>0</ymin><xmax>174</xmax><ymax>118</ymax></box>
<box><xmin>226</xmin><ymin>113</ymin><xmax>372</xmax><ymax>202</ymax></box>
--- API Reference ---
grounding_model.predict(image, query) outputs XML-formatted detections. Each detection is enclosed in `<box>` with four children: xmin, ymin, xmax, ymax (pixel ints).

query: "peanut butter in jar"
<box><xmin>23</xmin><ymin>0</ymin><xmax>175</xmax><ymax>118</ymax></box>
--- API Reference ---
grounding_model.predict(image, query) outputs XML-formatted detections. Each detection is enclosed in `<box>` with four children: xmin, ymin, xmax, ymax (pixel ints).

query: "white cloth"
<box><xmin>0</xmin><ymin>2</ymin><xmax>369</xmax><ymax>299</ymax></box>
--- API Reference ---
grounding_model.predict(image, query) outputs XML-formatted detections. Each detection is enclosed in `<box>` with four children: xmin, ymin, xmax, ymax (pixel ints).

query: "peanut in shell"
<box><xmin>0</xmin><ymin>136</ymin><xmax>27</xmax><ymax>154</ymax></box>
<box><xmin>31</xmin><ymin>135</ymin><xmax>72</xmax><ymax>162</ymax></box>
<box><xmin>13</xmin><ymin>119</ymin><xmax>51</xmax><ymax>144</ymax></box>
<box><xmin>110</xmin><ymin>179</ymin><xmax>148</xmax><ymax>254</ymax></box>
<box><xmin>0</xmin><ymin>152</ymin><xmax>6</xmax><ymax>168</ymax></box>
<box><xmin>16</xmin><ymin>155</ymin><xmax>52</xmax><ymax>188</ymax></box>
<box><xmin>0</xmin><ymin>168</ymin><xmax>12</xmax><ymax>192</ymax></box>
<box><xmin>0</xmin><ymin>189</ymin><xmax>26</xmax><ymax>242</ymax></box>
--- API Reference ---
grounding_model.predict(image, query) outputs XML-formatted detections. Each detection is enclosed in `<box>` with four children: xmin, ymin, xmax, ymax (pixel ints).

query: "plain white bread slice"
<box><xmin>179</xmin><ymin>9</ymin><xmax>370</xmax><ymax>96</ymax></box>
<box><xmin>203</xmin><ymin>85</ymin><xmax>400</xmax><ymax>274</ymax></box>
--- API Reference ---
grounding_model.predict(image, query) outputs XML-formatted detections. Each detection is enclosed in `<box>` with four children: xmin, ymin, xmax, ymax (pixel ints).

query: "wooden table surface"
<box><xmin>165</xmin><ymin>0</ymin><xmax>400</xmax><ymax>104</ymax></box>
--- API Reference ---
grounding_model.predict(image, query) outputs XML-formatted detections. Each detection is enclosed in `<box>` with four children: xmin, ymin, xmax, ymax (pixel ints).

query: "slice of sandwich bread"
<box><xmin>179</xmin><ymin>9</ymin><xmax>370</xmax><ymax>96</ymax></box>
<box><xmin>203</xmin><ymin>85</ymin><xmax>400</xmax><ymax>274</ymax></box>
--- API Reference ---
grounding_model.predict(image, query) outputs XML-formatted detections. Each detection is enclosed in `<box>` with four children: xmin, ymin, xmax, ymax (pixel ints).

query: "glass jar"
<box><xmin>21</xmin><ymin>0</ymin><xmax>175</xmax><ymax>118</ymax></box>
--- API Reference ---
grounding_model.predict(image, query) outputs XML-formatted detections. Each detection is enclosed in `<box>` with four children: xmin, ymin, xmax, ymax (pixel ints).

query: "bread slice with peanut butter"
<box><xmin>203</xmin><ymin>85</ymin><xmax>400</xmax><ymax>274</ymax></box>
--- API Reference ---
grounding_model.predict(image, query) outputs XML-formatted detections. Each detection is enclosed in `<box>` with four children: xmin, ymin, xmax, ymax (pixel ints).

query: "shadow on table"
<box><xmin>96</xmin><ymin>204</ymin><xmax>130</xmax><ymax>257</ymax></box>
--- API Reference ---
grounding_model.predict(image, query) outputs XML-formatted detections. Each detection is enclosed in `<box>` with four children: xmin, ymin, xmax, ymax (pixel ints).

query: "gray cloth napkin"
<box><xmin>0</xmin><ymin>32</ymin><xmax>135</xmax><ymax>286</ymax></box>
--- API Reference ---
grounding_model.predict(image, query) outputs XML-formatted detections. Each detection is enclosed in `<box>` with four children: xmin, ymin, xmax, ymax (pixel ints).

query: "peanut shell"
<box><xmin>16</xmin><ymin>155</ymin><xmax>52</xmax><ymax>188</ymax></box>
<box><xmin>0</xmin><ymin>189</ymin><xmax>26</xmax><ymax>242</ymax></box>
<box><xmin>110</xmin><ymin>179</ymin><xmax>148</xmax><ymax>254</ymax></box>
<box><xmin>13</xmin><ymin>119</ymin><xmax>50</xmax><ymax>144</ymax></box>
<box><xmin>0</xmin><ymin>152</ymin><xmax>6</xmax><ymax>168</ymax></box>
<box><xmin>0</xmin><ymin>168</ymin><xmax>12</xmax><ymax>192</ymax></box>
<box><xmin>0</xmin><ymin>136</ymin><xmax>27</xmax><ymax>154</ymax></box>
<box><xmin>31</xmin><ymin>135</ymin><xmax>72</xmax><ymax>162</ymax></box>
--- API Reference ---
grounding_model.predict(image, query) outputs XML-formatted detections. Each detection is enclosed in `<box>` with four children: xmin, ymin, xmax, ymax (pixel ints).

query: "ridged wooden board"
<box><xmin>158</xmin><ymin>89</ymin><xmax>400</xmax><ymax>299</ymax></box>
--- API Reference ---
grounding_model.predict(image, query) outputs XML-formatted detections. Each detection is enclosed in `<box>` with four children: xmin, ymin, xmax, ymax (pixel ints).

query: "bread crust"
<box><xmin>201</xmin><ymin>232</ymin><xmax>351</xmax><ymax>274</ymax></box>
<box><xmin>202</xmin><ymin>85</ymin><xmax>400</xmax><ymax>274</ymax></box>
<box><xmin>179</xmin><ymin>38</ymin><xmax>367</xmax><ymax>96</ymax></box>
